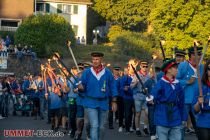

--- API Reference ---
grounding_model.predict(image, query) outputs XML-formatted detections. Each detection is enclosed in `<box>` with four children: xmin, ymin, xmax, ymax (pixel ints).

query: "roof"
<box><xmin>36</xmin><ymin>0</ymin><xmax>92</xmax><ymax>5</ymax></box>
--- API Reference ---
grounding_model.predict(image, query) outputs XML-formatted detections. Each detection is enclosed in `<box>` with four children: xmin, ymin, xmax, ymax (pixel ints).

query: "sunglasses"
<box><xmin>207</xmin><ymin>67</ymin><xmax>210</xmax><ymax>71</ymax></box>
<box><xmin>142</xmin><ymin>66</ymin><xmax>148</xmax><ymax>68</ymax></box>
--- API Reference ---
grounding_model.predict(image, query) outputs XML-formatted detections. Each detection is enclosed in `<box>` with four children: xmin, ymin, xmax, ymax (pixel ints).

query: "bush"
<box><xmin>108</xmin><ymin>25</ymin><xmax>157</xmax><ymax>61</ymax></box>
<box><xmin>14</xmin><ymin>14</ymin><xmax>75</xmax><ymax>57</ymax></box>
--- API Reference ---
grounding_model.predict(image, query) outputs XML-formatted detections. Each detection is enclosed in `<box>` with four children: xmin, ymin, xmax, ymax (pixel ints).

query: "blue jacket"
<box><xmin>192</xmin><ymin>84</ymin><xmax>210</xmax><ymax>128</ymax></box>
<box><xmin>115</xmin><ymin>77</ymin><xmax>121</xmax><ymax>97</ymax></box>
<box><xmin>67</xmin><ymin>77</ymin><xmax>77</xmax><ymax>99</ymax></box>
<box><xmin>119</xmin><ymin>75</ymin><xmax>133</xmax><ymax>100</ymax></box>
<box><xmin>36</xmin><ymin>81</ymin><xmax>45</xmax><ymax>98</ymax></box>
<box><xmin>22</xmin><ymin>80</ymin><xmax>30</xmax><ymax>95</ymax></box>
<box><xmin>48</xmin><ymin>91</ymin><xmax>62</xmax><ymax>109</ymax></box>
<box><xmin>157</xmin><ymin>71</ymin><xmax>164</xmax><ymax>81</ymax></box>
<box><xmin>177</xmin><ymin>61</ymin><xmax>204</xmax><ymax>104</ymax></box>
<box><xmin>81</xmin><ymin>67</ymin><xmax>118</xmax><ymax>110</ymax></box>
<box><xmin>75</xmin><ymin>77</ymin><xmax>85</xmax><ymax>106</ymax></box>
<box><xmin>144</xmin><ymin>78</ymin><xmax>156</xmax><ymax>95</ymax></box>
<box><xmin>151</xmin><ymin>77</ymin><xmax>187</xmax><ymax>127</ymax></box>
<box><xmin>47</xmin><ymin>78</ymin><xmax>62</xmax><ymax>109</ymax></box>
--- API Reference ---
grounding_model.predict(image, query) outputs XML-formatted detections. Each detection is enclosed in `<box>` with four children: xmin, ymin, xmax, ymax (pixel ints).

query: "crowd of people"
<box><xmin>0</xmin><ymin>35</ymin><xmax>11</xmax><ymax>58</ymax></box>
<box><xmin>0</xmin><ymin>42</ymin><xmax>210</xmax><ymax>140</ymax></box>
<box><xmin>0</xmin><ymin>35</ymin><xmax>37</xmax><ymax>60</ymax></box>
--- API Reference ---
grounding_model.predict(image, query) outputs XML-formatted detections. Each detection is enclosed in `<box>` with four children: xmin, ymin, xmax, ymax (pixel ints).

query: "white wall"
<box><xmin>41</xmin><ymin>2</ymin><xmax>87</xmax><ymax>44</ymax></box>
<box><xmin>71</xmin><ymin>5</ymin><xmax>87</xmax><ymax>43</ymax></box>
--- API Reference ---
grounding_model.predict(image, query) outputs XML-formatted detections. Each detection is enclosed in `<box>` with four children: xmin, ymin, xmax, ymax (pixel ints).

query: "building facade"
<box><xmin>36</xmin><ymin>0</ymin><xmax>91</xmax><ymax>44</ymax></box>
<box><xmin>0</xmin><ymin>0</ymin><xmax>91</xmax><ymax>44</ymax></box>
<box><xmin>0</xmin><ymin>0</ymin><xmax>34</xmax><ymax>31</ymax></box>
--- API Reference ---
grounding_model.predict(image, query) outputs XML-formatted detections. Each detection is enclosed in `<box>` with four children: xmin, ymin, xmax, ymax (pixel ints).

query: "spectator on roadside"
<box><xmin>5</xmin><ymin>35</ymin><xmax>11</xmax><ymax>48</ymax></box>
<box><xmin>29</xmin><ymin>45</ymin><xmax>37</xmax><ymax>60</ymax></box>
<box><xmin>1</xmin><ymin>77</ymin><xmax>10</xmax><ymax>118</ymax></box>
<box><xmin>0</xmin><ymin>77</ymin><xmax>4</xmax><ymax>119</ymax></box>
<box><xmin>81</xmin><ymin>36</ymin><xmax>86</xmax><ymax>45</ymax></box>
<box><xmin>76</xmin><ymin>37</ymin><xmax>81</xmax><ymax>45</ymax></box>
<box><xmin>2</xmin><ymin>44</ymin><xmax>8</xmax><ymax>57</ymax></box>
<box><xmin>22</xmin><ymin>46</ymin><xmax>28</xmax><ymax>54</ymax></box>
<box><xmin>14</xmin><ymin>45</ymin><xmax>18</xmax><ymax>54</ymax></box>
<box><xmin>16</xmin><ymin>44</ymin><xmax>23</xmax><ymax>59</ymax></box>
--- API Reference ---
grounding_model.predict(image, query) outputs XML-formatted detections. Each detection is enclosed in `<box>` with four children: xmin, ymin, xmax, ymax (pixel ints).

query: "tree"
<box><xmin>15</xmin><ymin>14</ymin><xmax>75</xmax><ymax>57</ymax></box>
<box><xmin>86</xmin><ymin>7</ymin><xmax>106</xmax><ymax>44</ymax></box>
<box><xmin>107</xmin><ymin>25</ymin><xmax>157</xmax><ymax>60</ymax></box>
<box><xmin>93</xmin><ymin>0</ymin><xmax>153</xmax><ymax>31</ymax></box>
<box><xmin>149</xmin><ymin>0</ymin><xmax>210</xmax><ymax>56</ymax></box>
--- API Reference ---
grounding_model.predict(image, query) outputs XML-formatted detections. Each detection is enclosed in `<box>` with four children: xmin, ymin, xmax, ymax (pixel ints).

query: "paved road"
<box><xmin>0</xmin><ymin>114</ymin><xmax>197</xmax><ymax>140</ymax></box>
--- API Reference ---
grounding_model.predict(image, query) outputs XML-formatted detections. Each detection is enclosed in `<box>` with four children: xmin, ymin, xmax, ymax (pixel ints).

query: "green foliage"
<box><xmin>93</xmin><ymin>0</ymin><xmax>210</xmax><ymax>58</ymax></box>
<box><xmin>108</xmin><ymin>25</ymin><xmax>157</xmax><ymax>61</ymax></box>
<box><xmin>14</xmin><ymin>14</ymin><xmax>75</xmax><ymax>57</ymax></box>
<box><xmin>93</xmin><ymin>0</ymin><xmax>153</xmax><ymax>31</ymax></box>
<box><xmin>87</xmin><ymin>7</ymin><xmax>106</xmax><ymax>44</ymax></box>
<box><xmin>149</xmin><ymin>0</ymin><xmax>210</xmax><ymax>56</ymax></box>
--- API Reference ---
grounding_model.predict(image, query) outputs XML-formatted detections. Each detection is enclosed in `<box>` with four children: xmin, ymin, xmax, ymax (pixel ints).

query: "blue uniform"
<box><xmin>67</xmin><ymin>77</ymin><xmax>77</xmax><ymax>99</ymax></box>
<box><xmin>157</xmin><ymin>71</ymin><xmax>164</xmax><ymax>81</ymax></box>
<box><xmin>151</xmin><ymin>77</ymin><xmax>187</xmax><ymax>127</ymax></box>
<box><xmin>81</xmin><ymin>67</ymin><xmax>118</xmax><ymax>110</ymax></box>
<box><xmin>48</xmin><ymin>92</ymin><xmax>62</xmax><ymax>109</ymax></box>
<box><xmin>47</xmin><ymin>79</ymin><xmax>62</xmax><ymax>109</ymax></box>
<box><xmin>75</xmin><ymin>77</ymin><xmax>84</xmax><ymax>106</ymax></box>
<box><xmin>192</xmin><ymin>84</ymin><xmax>210</xmax><ymax>128</ymax></box>
<box><xmin>177</xmin><ymin>61</ymin><xmax>204</xmax><ymax>104</ymax></box>
<box><xmin>22</xmin><ymin>80</ymin><xmax>30</xmax><ymax>95</ymax></box>
<box><xmin>119</xmin><ymin>75</ymin><xmax>133</xmax><ymax>100</ymax></box>
<box><xmin>115</xmin><ymin>77</ymin><xmax>121</xmax><ymax>97</ymax></box>
<box><xmin>36</xmin><ymin>80</ymin><xmax>45</xmax><ymax>98</ymax></box>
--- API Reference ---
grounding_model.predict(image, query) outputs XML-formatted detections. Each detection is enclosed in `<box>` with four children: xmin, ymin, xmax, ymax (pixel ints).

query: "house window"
<box><xmin>57</xmin><ymin>4</ymin><xmax>62</xmax><ymax>13</ymax></box>
<box><xmin>72</xmin><ymin>25</ymin><xmax>78</xmax><ymax>36</ymax></box>
<box><xmin>73</xmin><ymin>5</ymin><xmax>78</xmax><ymax>14</ymax></box>
<box><xmin>36</xmin><ymin>3</ymin><xmax>44</xmax><ymax>11</ymax></box>
<box><xmin>57</xmin><ymin>4</ymin><xmax>72</xmax><ymax>14</ymax></box>
<box><xmin>63</xmin><ymin>5</ymin><xmax>71</xmax><ymax>14</ymax></box>
<box><xmin>46</xmin><ymin>3</ymin><xmax>50</xmax><ymax>13</ymax></box>
<box><xmin>1</xmin><ymin>20</ymin><xmax>18</xmax><ymax>27</ymax></box>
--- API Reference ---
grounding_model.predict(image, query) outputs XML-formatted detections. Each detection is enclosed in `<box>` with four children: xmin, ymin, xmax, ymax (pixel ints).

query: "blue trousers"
<box><xmin>86</xmin><ymin>108</ymin><xmax>108</xmax><ymax>140</ymax></box>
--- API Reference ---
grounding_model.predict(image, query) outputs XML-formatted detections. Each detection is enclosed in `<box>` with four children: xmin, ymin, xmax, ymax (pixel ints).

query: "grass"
<box><xmin>69</xmin><ymin>45</ymin><xmax>133</xmax><ymax>68</ymax></box>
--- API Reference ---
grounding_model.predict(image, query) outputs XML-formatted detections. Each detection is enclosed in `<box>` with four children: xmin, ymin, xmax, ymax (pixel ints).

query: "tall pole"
<box><xmin>66</xmin><ymin>41</ymin><xmax>80</xmax><ymax>73</ymax></box>
<box><xmin>194</xmin><ymin>40</ymin><xmax>203</xmax><ymax>107</ymax></box>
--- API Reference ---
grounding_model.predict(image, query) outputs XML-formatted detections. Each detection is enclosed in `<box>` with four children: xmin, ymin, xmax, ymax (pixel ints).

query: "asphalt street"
<box><xmin>0</xmin><ymin>114</ymin><xmax>197</xmax><ymax>140</ymax></box>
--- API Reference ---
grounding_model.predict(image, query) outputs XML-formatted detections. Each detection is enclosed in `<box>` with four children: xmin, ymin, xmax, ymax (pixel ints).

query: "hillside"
<box><xmin>0</xmin><ymin>45</ymin><xmax>136</xmax><ymax>77</ymax></box>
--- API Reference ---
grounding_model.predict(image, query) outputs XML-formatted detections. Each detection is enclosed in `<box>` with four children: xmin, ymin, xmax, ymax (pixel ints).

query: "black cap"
<box><xmin>113</xmin><ymin>66</ymin><xmax>121</xmax><ymax>71</ymax></box>
<box><xmin>155</xmin><ymin>67</ymin><xmax>161</xmax><ymax>72</ymax></box>
<box><xmin>188</xmin><ymin>46</ymin><xmax>203</xmax><ymax>54</ymax></box>
<box><xmin>175</xmin><ymin>49</ymin><xmax>186</xmax><ymax>56</ymax></box>
<box><xmin>161</xmin><ymin>59</ymin><xmax>177</xmax><ymax>72</ymax></box>
<box><xmin>163</xmin><ymin>58</ymin><xmax>171</xmax><ymax>63</ymax></box>
<box><xmin>91</xmin><ymin>52</ymin><xmax>104</xmax><ymax>57</ymax></box>
<box><xmin>78</xmin><ymin>62</ymin><xmax>84</xmax><ymax>67</ymax></box>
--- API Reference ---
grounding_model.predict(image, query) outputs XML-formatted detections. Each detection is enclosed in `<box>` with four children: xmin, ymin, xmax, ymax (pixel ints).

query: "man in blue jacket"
<box><xmin>176</xmin><ymin>46</ymin><xmax>204</xmax><ymax>133</ymax></box>
<box><xmin>149</xmin><ymin>59</ymin><xmax>187</xmax><ymax>140</ymax></box>
<box><xmin>78</xmin><ymin>52</ymin><xmax>118</xmax><ymax>140</ymax></box>
<box><xmin>119</xmin><ymin>67</ymin><xmax>134</xmax><ymax>134</ymax></box>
